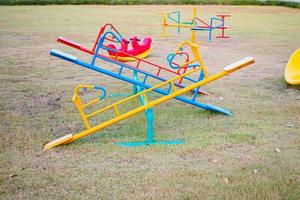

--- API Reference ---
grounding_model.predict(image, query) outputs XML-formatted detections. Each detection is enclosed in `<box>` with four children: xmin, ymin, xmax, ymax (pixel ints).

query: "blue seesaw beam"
<box><xmin>50</xmin><ymin>49</ymin><xmax>232</xmax><ymax>115</ymax></box>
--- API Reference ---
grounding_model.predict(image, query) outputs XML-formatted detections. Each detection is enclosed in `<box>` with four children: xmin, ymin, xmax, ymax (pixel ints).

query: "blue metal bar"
<box><xmin>143</xmin><ymin>75</ymin><xmax>148</xmax><ymax>83</ymax></box>
<box><xmin>209</xmin><ymin>17</ymin><xmax>213</xmax><ymax>42</ymax></box>
<box><xmin>118</xmin><ymin>66</ymin><xmax>123</xmax><ymax>75</ymax></box>
<box><xmin>167</xmin><ymin>83</ymin><xmax>173</xmax><ymax>94</ymax></box>
<box><xmin>210</xmin><ymin>17</ymin><xmax>224</xmax><ymax>30</ymax></box>
<box><xmin>209</xmin><ymin>17</ymin><xmax>225</xmax><ymax>42</ymax></box>
<box><xmin>168</xmin><ymin>11</ymin><xmax>180</xmax><ymax>24</ymax></box>
<box><xmin>91</xmin><ymin>31</ymin><xmax>123</xmax><ymax>65</ymax></box>
<box><xmin>93</xmin><ymin>85</ymin><xmax>107</xmax><ymax>100</ymax></box>
<box><xmin>184</xmin><ymin>76</ymin><xmax>198</xmax><ymax>83</ymax></box>
<box><xmin>167</xmin><ymin>11</ymin><xmax>181</xmax><ymax>34</ymax></box>
<box><xmin>192</xmin><ymin>70</ymin><xmax>204</xmax><ymax>101</ymax></box>
<box><xmin>50</xmin><ymin>49</ymin><xmax>231</xmax><ymax>115</ymax></box>
<box><xmin>134</xmin><ymin>70</ymin><xmax>154</xmax><ymax>144</ymax></box>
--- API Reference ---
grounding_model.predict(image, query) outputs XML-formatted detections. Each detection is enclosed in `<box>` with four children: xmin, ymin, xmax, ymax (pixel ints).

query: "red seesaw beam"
<box><xmin>57</xmin><ymin>36</ymin><xmax>209</xmax><ymax>95</ymax></box>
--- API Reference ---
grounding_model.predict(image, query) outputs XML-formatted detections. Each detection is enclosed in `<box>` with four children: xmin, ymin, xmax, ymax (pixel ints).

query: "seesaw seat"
<box><xmin>107</xmin><ymin>36</ymin><xmax>152</xmax><ymax>62</ymax></box>
<box><xmin>224</xmin><ymin>57</ymin><xmax>255</xmax><ymax>72</ymax></box>
<box><xmin>44</xmin><ymin>134</ymin><xmax>73</xmax><ymax>150</ymax></box>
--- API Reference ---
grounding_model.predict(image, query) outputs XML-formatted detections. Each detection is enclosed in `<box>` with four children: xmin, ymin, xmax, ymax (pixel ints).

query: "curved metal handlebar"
<box><xmin>167</xmin><ymin>52</ymin><xmax>196</xmax><ymax>69</ymax></box>
<box><xmin>167</xmin><ymin>53</ymin><xmax>180</xmax><ymax>69</ymax></box>
<box><xmin>93</xmin><ymin>86</ymin><xmax>107</xmax><ymax>100</ymax></box>
<box><xmin>74</xmin><ymin>85</ymin><xmax>107</xmax><ymax>100</ymax></box>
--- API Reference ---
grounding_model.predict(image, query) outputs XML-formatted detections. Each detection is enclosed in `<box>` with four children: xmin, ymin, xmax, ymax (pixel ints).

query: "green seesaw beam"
<box><xmin>44</xmin><ymin>57</ymin><xmax>255</xmax><ymax>150</ymax></box>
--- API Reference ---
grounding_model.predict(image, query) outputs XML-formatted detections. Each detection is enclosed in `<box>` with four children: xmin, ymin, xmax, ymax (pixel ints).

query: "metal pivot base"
<box><xmin>115</xmin><ymin>139</ymin><xmax>185</xmax><ymax>147</ymax></box>
<box><xmin>114</xmin><ymin>107</ymin><xmax>185</xmax><ymax>147</ymax></box>
<box><xmin>114</xmin><ymin>71</ymin><xmax>185</xmax><ymax>147</ymax></box>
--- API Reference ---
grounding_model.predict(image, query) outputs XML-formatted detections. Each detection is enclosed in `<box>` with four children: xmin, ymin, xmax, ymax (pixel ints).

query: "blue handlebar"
<box><xmin>94</xmin><ymin>86</ymin><xmax>107</xmax><ymax>100</ymax></box>
<box><xmin>167</xmin><ymin>53</ymin><xmax>201</xmax><ymax>69</ymax></box>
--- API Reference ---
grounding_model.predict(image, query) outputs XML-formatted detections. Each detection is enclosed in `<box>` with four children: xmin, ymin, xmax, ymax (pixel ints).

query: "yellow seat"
<box><xmin>285</xmin><ymin>48</ymin><xmax>300</xmax><ymax>85</ymax></box>
<box><xmin>109</xmin><ymin>48</ymin><xmax>152</xmax><ymax>62</ymax></box>
<box><xmin>44</xmin><ymin>134</ymin><xmax>73</xmax><ymax>150</ymax></box>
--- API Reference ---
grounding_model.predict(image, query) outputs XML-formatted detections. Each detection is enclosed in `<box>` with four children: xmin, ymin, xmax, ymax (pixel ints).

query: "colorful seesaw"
<box><xmin>159</xmin><ymin>7</ymin><xmax>230</xmax><ymax>43</ymax></box>
<box><xmin>55</xmin><ymin>24</ymin><xmax>231</xmax><ymax>114</ymax></box>
<box><xmin>57</xmin><ymin>23</ymin><xmax>210</xmax><ymax>96</ymax></box>
<box><xmin>43</xmin><ymin>25</ymin><xmax>255</xmax><ymax>149</ymax></box>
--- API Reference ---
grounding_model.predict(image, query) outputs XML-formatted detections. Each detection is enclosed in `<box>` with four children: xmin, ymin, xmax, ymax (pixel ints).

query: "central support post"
<box><xmin>114</xmin><ymin>71</ymin><xmax>185</xmax><ymax>147</ymax></box>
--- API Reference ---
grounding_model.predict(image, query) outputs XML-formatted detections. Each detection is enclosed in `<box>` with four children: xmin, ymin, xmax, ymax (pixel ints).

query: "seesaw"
<box><xmin>159</xmin><ymin>7</ymin><xmax>230</xmax><ymax>43</ymax></box>
<box><xmin>285</xmin><ymin>48</ymin><xmax>300</xmax><ymax>85</ymax></box>
<box><xmin>52</xmin><ymin>39</ymin><xmax>231</xmax><ymax>115</ymax></box>
<box><xmin>57</xmin><ymin>23</ymin><xmax>211</xmax><ymax>95</ymax></box>
<box><xmin>44</xmin><ymin>55</ymin><xmax>255</xmax><ymax>150</ymax></box>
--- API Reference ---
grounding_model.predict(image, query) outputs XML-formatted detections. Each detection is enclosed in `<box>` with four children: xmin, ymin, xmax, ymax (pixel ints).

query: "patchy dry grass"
<box><xmin>0</xmin><ymin>5</ymin><xmax>299</xmax><ymax>199</ymax></box>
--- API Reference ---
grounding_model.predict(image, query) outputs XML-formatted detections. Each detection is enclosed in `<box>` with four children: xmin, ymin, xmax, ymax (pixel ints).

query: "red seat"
<box><xmin>107</xmin><ymin>36</ymin><xmax>152</xmax><ymax>57</ymax></box>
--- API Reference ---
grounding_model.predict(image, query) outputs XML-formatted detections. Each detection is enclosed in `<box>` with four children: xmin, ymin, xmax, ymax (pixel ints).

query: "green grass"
<box><xmin>226</xmin><ymin>132</ymin><xmax>256</xmax><ymax>144</ymax></box>
<box><xmin>0</xmin><ymin>5</ymin><xmax>300</xmax><ymax>199</ymax></box>
<box><xmin>0</xmin><ymin>0</ymin><xmax>299</xmax><ymax>9</ymax></box>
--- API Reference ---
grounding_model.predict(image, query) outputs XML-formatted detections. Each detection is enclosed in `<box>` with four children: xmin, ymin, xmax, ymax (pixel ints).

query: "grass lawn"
<box><xmin>0</xmin><ymin>5</ymin><xmax>299</xmax><ymax>199</ymax></box>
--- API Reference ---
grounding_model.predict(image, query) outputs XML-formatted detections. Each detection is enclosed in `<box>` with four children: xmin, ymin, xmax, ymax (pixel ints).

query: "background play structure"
<box><xmin>159</xmin><ymin>7</ymin><xmax>230</xmax><ymax>43</ymax></box>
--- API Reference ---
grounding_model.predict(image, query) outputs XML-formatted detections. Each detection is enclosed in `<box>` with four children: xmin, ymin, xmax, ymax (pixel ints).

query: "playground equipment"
<box><xmin>159</xmin><ymin>7</ymin><xmax>230</xmax><ymax>43</ymax></box>
<box><xmin>60</xmin><ymin>23</ymin><xmax>152</xmax><ymax>62</ymax></box>
<box><xmin>107</xmin><ymin>36</ymin><xmax>152</xmax><ymax>62</ymax></box>
<box><xmin>57</xmin><ymin>23</ymin><xmax>211</xmax><ymax>96</ymax></box>
<box><xmin>43</xmin><ymin>24</ymin><xmax>255</xmax><ymax>150</ymax></box>
<box><xmin>285</xmin><ymin>48</ymin><xmax>300</xmax><ymax>85</ymax></box>
<box><xmin>43</xmin><ymin>50</ymin><xmax>255</xmax><ymax>149</ymax></box>
<box><xmin>56</xmin><ymin>27</ymin><xmax>230</xmax><ymax>115</ymax></box>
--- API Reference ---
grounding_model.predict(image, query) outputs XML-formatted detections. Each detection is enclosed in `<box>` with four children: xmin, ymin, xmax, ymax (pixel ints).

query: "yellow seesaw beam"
<box><xmin>44</xmin><ymin>57</ymin><xmax>255</xmax><ymax>150</ymax></box>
